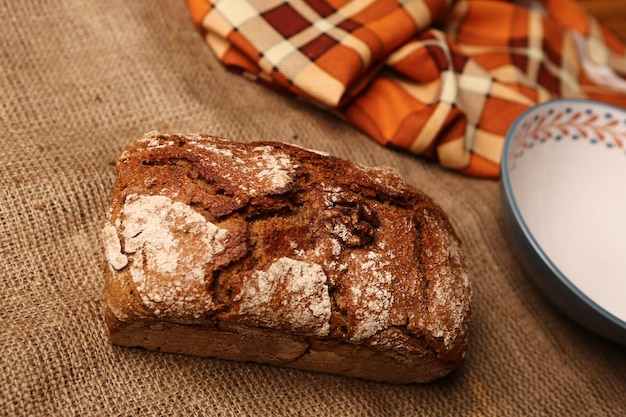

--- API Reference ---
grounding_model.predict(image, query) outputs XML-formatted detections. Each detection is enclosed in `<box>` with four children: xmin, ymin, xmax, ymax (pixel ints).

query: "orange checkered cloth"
<box><xmin>185</xmin><ymin>0</ymin><xmax>626</xmax><ymax>177</ymax></box>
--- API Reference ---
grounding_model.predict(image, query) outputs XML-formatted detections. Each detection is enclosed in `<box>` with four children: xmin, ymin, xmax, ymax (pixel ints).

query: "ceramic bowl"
<box><xmin>501</xmin><ymin>98</ymin><xmax>626</xmax><ymax>345</ymax></box>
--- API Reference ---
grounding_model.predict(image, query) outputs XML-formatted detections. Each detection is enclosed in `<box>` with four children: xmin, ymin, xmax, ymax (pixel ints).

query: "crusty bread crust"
<box><xmin>103</xmin><ymin>132</ymin><xmax>471</xmax><ymax>383</ymax></box>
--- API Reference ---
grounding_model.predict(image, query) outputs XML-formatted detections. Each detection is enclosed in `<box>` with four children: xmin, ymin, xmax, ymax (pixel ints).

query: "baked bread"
<box><xmin>102</xmin><ymin>131</ymin><xmax>471</xmax><ymax>384</ymax></box>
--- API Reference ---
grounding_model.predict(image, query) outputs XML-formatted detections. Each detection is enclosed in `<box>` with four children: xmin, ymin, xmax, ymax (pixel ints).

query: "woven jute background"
<box><xmin>1</xmin><ymin>1</ymin><xmax>624</xmax><ymax>416</ymax></box>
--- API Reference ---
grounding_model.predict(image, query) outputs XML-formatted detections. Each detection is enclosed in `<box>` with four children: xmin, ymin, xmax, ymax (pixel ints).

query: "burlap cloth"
<box><xmin>1</xmin><ymin>1</ymin><xmax>624</xmax><ymax>416</ymax></box>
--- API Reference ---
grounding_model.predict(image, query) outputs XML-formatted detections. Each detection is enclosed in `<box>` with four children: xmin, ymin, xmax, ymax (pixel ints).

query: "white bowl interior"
<box><xmin>506</xmin><ymin>100</ymin><xmax>626</xmax><ymax>323</ymax></box>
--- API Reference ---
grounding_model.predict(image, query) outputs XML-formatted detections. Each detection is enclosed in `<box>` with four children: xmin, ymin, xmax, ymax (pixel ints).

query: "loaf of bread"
<box><xmin>102</xmin><ymin>131</ymin><xmax>471</xmax><ymax>384</ymax></box>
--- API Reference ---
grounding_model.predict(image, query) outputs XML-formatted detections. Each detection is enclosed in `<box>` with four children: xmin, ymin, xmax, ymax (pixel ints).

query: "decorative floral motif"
<box><xmin>509</xmin><ymin>103</ymin><xmax>626</xmax><ymax>163</ymax></box>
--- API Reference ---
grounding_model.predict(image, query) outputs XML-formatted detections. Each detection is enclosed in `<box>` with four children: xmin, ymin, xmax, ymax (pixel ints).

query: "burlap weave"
<box><xmin>1</xmin><ymin>1</ymin><xmax>624</xmax><ymax>416</ymax></box>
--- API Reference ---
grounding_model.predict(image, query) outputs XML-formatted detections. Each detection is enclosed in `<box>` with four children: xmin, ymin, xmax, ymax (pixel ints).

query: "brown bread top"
<box><xmin>103</xmin><ymin>132</ymin><xmax>471</xmax><ymax>383</ymax></box>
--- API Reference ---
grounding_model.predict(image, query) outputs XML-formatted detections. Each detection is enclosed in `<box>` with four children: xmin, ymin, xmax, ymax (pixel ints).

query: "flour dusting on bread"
<box><xmin>114</xmin><ymin>194</ymin><xmax>229</xmax><ymax>318</ymax></box>
<box><xmin>234</xmin><ymin>257</ymin><xmax>332</xmax><ymax>337</ymax></box>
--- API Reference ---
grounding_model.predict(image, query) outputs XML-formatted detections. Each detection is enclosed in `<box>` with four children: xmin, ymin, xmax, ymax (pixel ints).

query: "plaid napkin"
<box><xmin>185</xmin><ymin>0</ymin><xmax>626</xmax><ymax>177</ymax></box>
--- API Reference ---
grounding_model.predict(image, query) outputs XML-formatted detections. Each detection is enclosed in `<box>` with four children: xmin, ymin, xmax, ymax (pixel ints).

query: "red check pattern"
<box><xmin>186</xmin><ymin>0</ymin><xmax>626</xmax><ymax>177</ymax></box>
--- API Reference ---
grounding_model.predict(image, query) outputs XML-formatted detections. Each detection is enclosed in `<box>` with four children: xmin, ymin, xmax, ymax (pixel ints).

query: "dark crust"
<box><xmin>103</xmin><ymin>132</ymin><xmax>471</xmax><ymax>384</ymax></box>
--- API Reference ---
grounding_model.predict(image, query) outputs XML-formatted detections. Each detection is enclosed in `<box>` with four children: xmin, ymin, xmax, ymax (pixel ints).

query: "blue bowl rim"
<box><xmin>501</xmin><ymin>97</ymin><xmax>626</xmax><ymax>332</ymax></box>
